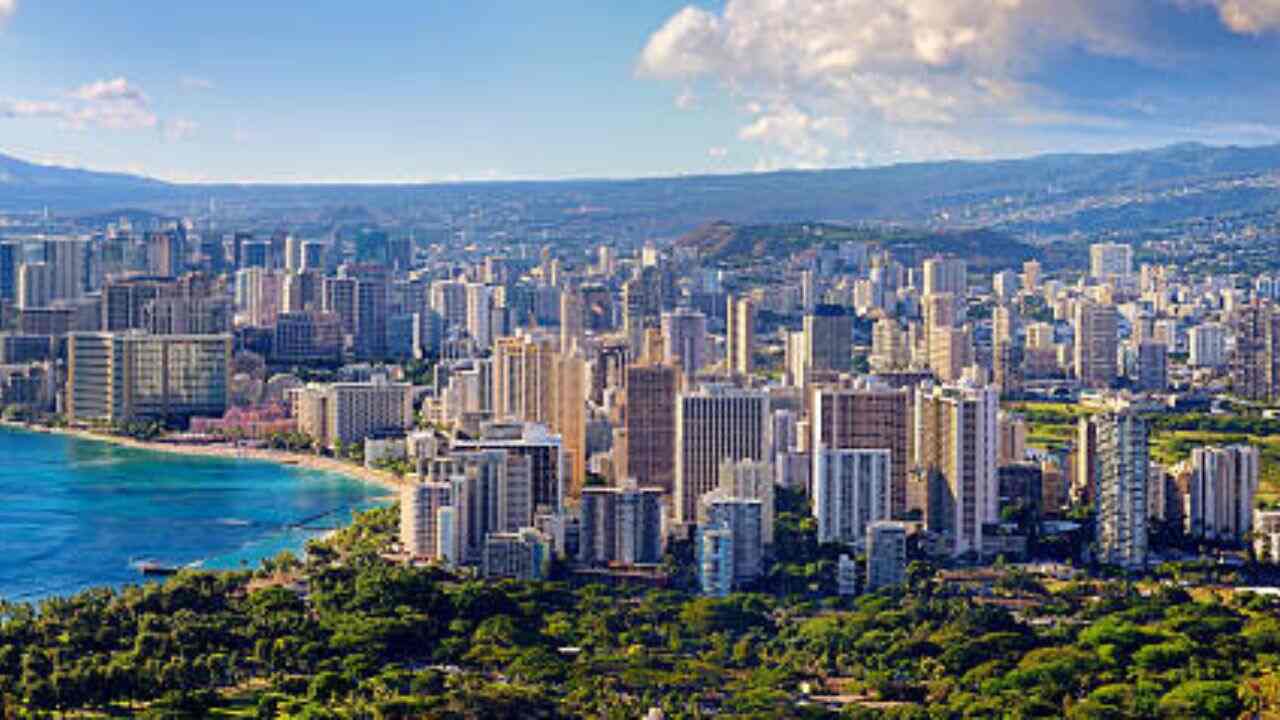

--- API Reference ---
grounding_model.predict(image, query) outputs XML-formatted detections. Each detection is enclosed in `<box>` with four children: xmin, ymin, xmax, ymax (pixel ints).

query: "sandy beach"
<box><xmin>0</xmin><ymin>420</ymin><xmax>407</xmax><ymax>495</ymax></box>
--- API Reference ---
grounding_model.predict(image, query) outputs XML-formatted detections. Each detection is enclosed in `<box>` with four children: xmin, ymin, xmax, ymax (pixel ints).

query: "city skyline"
<box><xmin>4</xmin><ymin>0</ymin><xmax>1280</xmax><ymax>182</ymax></box>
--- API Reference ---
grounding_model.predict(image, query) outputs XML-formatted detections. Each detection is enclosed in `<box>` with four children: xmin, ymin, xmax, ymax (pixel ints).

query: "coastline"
<box><xmin>0</xmin><ymin>419</ymin><xmax>407</xmax><ymax>496</ymax></box>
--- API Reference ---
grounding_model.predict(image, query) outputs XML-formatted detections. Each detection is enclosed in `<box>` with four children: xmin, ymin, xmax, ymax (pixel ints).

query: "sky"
<box><xmin>4</xmin><ymin>0</ymin><xmax>1280</xmax><ymax>183</ymax></box>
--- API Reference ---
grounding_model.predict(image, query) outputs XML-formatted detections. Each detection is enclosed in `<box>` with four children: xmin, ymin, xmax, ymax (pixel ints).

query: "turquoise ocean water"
<box><xmin>0</xmin><ymin>427</ymin><xmax>391</xmax><ymax>602</ymax></box>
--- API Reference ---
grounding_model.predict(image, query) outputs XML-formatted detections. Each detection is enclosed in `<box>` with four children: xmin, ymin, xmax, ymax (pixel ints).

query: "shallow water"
<box><xmin>0</xmin><ymin>427</ymin><xmax>391</xmax><ymax>601</ymax></box>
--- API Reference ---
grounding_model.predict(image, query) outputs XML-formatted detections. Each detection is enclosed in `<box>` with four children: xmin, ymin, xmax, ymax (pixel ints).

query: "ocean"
<box><xmin>0</xmin><ymin>426</ymin><xmax>392</xmax><ymax>602</ymax></box>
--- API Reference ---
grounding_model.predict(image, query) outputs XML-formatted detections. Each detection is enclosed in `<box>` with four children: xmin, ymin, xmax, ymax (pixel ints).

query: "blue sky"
<box><xmin>3</xmin><ymin>0</ymin><xmax>1280</xmax><ymax>182</ymax></box>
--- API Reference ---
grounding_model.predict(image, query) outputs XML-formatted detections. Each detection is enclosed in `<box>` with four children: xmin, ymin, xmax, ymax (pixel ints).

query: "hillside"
<box><xmin>676</xmin><ymin>221</ymin><xmax>1044</xmax><ymax>271</ymax></box>
<box><xmin>5</xmin><ymin>142</ymin><xmax>1280</xmax><ymax>237</ymax></box>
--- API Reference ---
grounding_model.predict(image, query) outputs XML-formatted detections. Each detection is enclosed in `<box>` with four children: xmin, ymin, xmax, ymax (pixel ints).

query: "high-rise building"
<box><xmin>273</xmin><ymin>311</ymin><xmax>343</xmax><ymax>363</ymax></box>
<box><xmin>290</xmin><ymin>376</ymin><xmax>414</xmax><ymax>449</ymax></box>
<box><xmin>865</xmin><ymin>521</ymin><xmax>908</xmax><ymax>591</ymax></box>
<box><xmin>1021</xmin><ymin>260</ymin><xmax>1041</xmax><ymax>292</ymax></box>
<box><xmin>342</xmin><ymin>264</ymin><xmax>389</xmax><ymax>359</ymax></box>
<box><xmin>914</xmin><ymin>383</ymin><xmax>998</xmax><ymax>558</ymax></box>
<box><xmin>698</xmin><ymin>526</ymin><xmax>734</xmax><ymax>597</ymax></box>
<box><xmin>929</xmin><ymin>325</ymin><xmax>972</xmax><ymax>383</ymax></box>
<box><xmin>675</xmin><ymin>386</ymin><xmax>769</xmax><ymax>525</ymax></box>
<box><xmin>1134</xmin><ymin>342</ymin><xmax>1168</xmax><ymax>393</ymax></box>
<box><xmin>813</xmin><ymin>448</ymin><xmax>891</xmax><ymax>547</ymax></box>
<box><xmin>453</xmin><ymin>421</ymin><xmax>565</xmax><ymax>514</ymax></box>
<box><xmin>725</xmin><ymin>295</ymin><xmax>756</xmax><ymax>377</ymax></box>
<box><xmin>813</xmin><ymin>379</ymin><xmax>913</xmax><ymax>519</ymax></box>
<box><xmin>1090</xmin><ymin>242</ymin><xmax>1133</xmax><ymax>281</ymax></box>
<box><xmin>1092</xmin><ymin>412</ymin><xmax>1150</xmax><ymax>569</ymax></box>
<box><xmin>992</xmin><ymin>305</ymin><xmax>1019</xmax><ymax>346</ymax></box>
<box><xmin>579</xmin><ymin>481</ymin><xmax>665</xmax><ymax>566</ymax></box>
<box><xmin>922</xmin><ymin>257</ymin><xmax>967</xmax><ymax>296</ymax></box>
<box><xmin>625</xmin><ymin>363</ymin><xmax>678</xmax><ymax>496</ymax></box>
<box><xmin>1074</xmin><ymin>300</ymin><xmax>1119</xmax><ymax>389</ymax></box>
<box><xmin>482</xmin><ymin>528</ymin><xmax>551</xmax><ymax>581</ymax></box>
<box><xmin>16</xmin><ymin>263</ymin><xmax>53</xmax><ymax>309</ymax></box>
<box><xmin>0</xmin><ymin>241</ymin><xmax>17</xmax><ymax>302</ymax></box>
<box><xmin>465</xmin><ymin>282</ymin><xmax>495</xmax><ymax>350</ymax></box>
<box><xmin>803</xmin><ymin>304</ymin><xmax>855</xmax><ymax>374</ymax></box>
<box><xmin>993</xmin><ymin>339</ymin><xmax>1024</xmax><ymax>396</ymax></box>
<box><xmin>992</xmin><ymin>271</ymin><xmax>1020</xmax><ymax>303</ymax></box>
<box><xmin>439</xmin><ymin>450</ymin><xmax>533</xmax><ymax>564</ymax></box>
<box><xmin>430</xmin><ymin>279</ymin><xmax>468</xmax><ymax>333</ymax></box>
<box><xmin>146</xmin><ymin>232</ymin><xmax>182</xmax><ymax>277</ymax></box>
<box><xmin>1187</xmin><ymin>445</ymin><xmax>1259</xmax><ymax>542</ymax></box>
<box><xmin>705</xmin><ymin>459</ymin><xmax>776</xmax><ymax>545</ymax></box>
<box><xmin>42</xmin><ymin>237</ymin><xmax>88</xmax><ymax>301</ymax></box>
<box><xmin>66</xmin><ymin>332</ymin><xmax>231</xmax><ymax>423</ymax></box>
<box><xmin>560</xmin><ymin>290</ymin><xmax>584</xmax><ymax>354</ymax></box>
<box><xmin>997</xmin><ymin>411</ymin><xmax>1027</xmax><ymax>465</ymax></box>
<box><xmin>661</xmin><ymin>308</ymin><xmax>708</xmax><ymax>380</ymax></box>
<box><xmin>870</xmin><ymin>318</ymin><xmax>909</xmax><ymax>372</ymax></box>
<box><xmin>1189</xmin><ymin>323</ymin><xmax>1227</xmax><ymax>368</ymax></box>
<box><xmin>1230</xmin><ymin>304</ymin><xmax>1280</xmax><ymax>403</ymax></box>
<box><xmin>401</xmin><ymin>481</ymin><xmax>453</xmax><ymax>559</ymax></box>
<box><xmin>698</xmin><ymin>496</ymin><xmax>763</xmax><ymax>595</ymax></box>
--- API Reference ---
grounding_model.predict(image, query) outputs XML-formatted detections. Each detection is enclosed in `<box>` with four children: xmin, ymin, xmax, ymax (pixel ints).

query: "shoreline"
<box><xmin>0</xmin><ymin>419</ymin><xmax>407</xmax><ymax>496</ymax></box>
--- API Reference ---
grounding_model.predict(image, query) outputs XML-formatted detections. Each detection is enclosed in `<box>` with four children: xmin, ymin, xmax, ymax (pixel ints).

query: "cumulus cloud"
<box><xmin>1185</xmin><ymin>0</ymin><xmax>1280</xmax><ymax>33</ymax></box>
<box><xmin>639</xmin><ymin>0</ymin><xmax>1280</xmax><ymax>168</ymax></box>
<box><xmin>2</xmin><ymin>77</ymin><xmax>164</xmax><ymax>132</ymax></box>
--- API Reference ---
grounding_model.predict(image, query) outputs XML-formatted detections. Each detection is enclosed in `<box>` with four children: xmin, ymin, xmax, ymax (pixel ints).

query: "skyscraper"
<box><xmin>661</xmin><ymin>308</ymin><xmax>708</xmax><ymax>380</ymax></box>
<box><xmin>813</xmin><ymin>379</ymin><xmax>913</xmax><ymax>519</ymax></box>
<box><xmin>67</xmin><ymin>332</ymin><xmax>231</xmax><ymax>423</ymax></box>
<box><xmin>914</xmin><ymin>383</ymin><xmax>998</xmax><ymax>558</ymax></box>
<box><xmin>1093</xmin><ymin>412</ymin><xmax>1150</xmax><ymax>569</ymax></box>
<box><xmin>803</xmin><ymin>304</ymin><xmax>855</xmax><ymax>374</ymax></box>
<box><xmin>813</xmin><ymin>448</ymin><xmax>892</xmax><ymax>546</ymax></box>
<box><xmin>725</xmin><ymin>295</ymin><xmax>756</xmax><ymax>377</ymax></box>
<box><xmin>579</xmin><ymin>482</ymin><xmax>665</xmax><ymax>566</ymax></box>
<box><xmin>1074</xmin><ymin>300</ymin><xmax>1119</xmax><ymax>389</ymax></box>
<box><xmin>42</xmin><ymin>237</ymin><xmax>88</xmax><ymax>301</ymax></box>
<box><xmin>865</xmin><ymin>521</ymin><xmax>908</xmax><ymax>591</ymax></box>
<box><xmin>922</xmin><ymin>257</ymin><xmax>967</xmax><ymax>296</ymax></box>
<box><xmin>675</xmin><ymin>386</ymin><xmax>769</xmax><ymax>525</ymax></box>
<box><xmin>1187</xmin><ymin>445</ymin><xmax>1259</xmax><ymax>542</ymax></box>
<box><xmin>0</xmin><ymin>242</ymin><xmax>18</xmax><ymax>303</ymax></box>
<box><xmin>625</xmin><ymin>363</ymin><xmax>679</xmax><ymax>496</ymax></box>
<box><xmin>1089</xmin><ymin>243</ymin><xmax>1133</xmax><ymax>281</ymax></box>
<box><xmin>1230</xmin><ymin>304</ymin><xmax>1280</xmax><ymax>403</ymax></box>
<box><xmin>401</xmin><ymin>481</ymin><xmax>453</xmax><ymax>559</ymax></box>
<box><xmin>699</xmin><ymin>497</ymin><xmax>763</xmax><ymax>595</ymax></box>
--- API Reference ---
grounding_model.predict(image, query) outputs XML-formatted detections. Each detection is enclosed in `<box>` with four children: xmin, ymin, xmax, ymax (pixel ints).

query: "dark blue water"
<box><xmin>0</xmin><ymin>427</ymin><xmax>391</xmax><ymax>601</ymax></box>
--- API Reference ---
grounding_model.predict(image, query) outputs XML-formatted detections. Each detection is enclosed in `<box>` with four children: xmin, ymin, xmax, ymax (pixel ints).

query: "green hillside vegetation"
<box><xmin>3</xmin><ymin>505</ymin><xmax>1280</xmax><ymax>718</ymax></box>
<box><xmin>675</xmin><ymin>222</ymin><xmax>1041</xmax><ymax>272</ymax></box>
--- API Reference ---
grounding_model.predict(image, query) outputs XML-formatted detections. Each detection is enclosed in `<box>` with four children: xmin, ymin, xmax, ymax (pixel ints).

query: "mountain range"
<box><xmin>4</xmin><ymin>142</ymin><xmax>1280</xmax><ymax>238</ymax></box>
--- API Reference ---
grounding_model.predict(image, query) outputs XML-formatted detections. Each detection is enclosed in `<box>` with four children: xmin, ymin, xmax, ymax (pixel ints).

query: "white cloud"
<box><xmin>707</xmin><ymin>146</ymin><xmax>728</xmax><ymax>158</ymax></box>
<box><xmin>3</xmin><ymin>77</ymin><xmax>161</xmax><ymax>132</ymax></box>
<box><xmin>675</xmin><ymin>87</ymin><xmax>698</xmax><ymax>110</ymax></box>
<box><xmin>68</xmin><ymin>77</ymin><xmax>148</xmax><ymax>104</ymax></box>
<box><xmin>0</xmin><ymin>0</ymin><xmax>15</xmax><ymax>24</ymax></box>
<box><xmin>638</xmin><ymin>0</ymin><xmax>1275</xmax><ymax>168</ymax></box>
<box><xmin>1211</xmin><ymin>0</ymin><xmax>1280</xmax><ymax>33</ymax></box>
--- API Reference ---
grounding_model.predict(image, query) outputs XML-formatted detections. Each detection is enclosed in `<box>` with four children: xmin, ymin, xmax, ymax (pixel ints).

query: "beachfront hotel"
<box><xmin>65</xmin><ymin>332</ymin><xmax>232</xmax><ymax>424</ymax></box>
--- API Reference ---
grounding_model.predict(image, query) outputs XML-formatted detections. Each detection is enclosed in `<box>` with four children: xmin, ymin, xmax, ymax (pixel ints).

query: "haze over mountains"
<box><xmin>5</xmin><ymin>142</ymin><xmax>1280</xmax><ymax>241</ymax></box>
